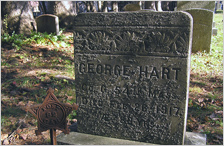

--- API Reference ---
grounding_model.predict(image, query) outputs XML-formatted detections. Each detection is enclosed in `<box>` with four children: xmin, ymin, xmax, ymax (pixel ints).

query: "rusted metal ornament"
<box><xmin>26</xmin><ymin>87</ymin><xmax>78</xmax><ymax>136</ymax></box>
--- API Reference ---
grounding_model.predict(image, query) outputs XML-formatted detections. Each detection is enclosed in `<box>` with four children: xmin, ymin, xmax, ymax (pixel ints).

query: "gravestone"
<box><xmin>123</xmin><ymin>4</ymin><xmax>141</xmax><ymax>11</ymax></box>
<box><xmin>74</xmin><ymin>11</ymin><xmax>192</xmax><ymax>145</ymax></box>
<box><xmin>212</xmin><ymin>21</ymin><xmax>218</xmax><ymax>36</ymax></box>
<box><xmin>185</xmin><ymin>9</ymin><xmax>213</xmax><ymax>53</ymax></box>
<box><xmin>36</xmin><ymin>14</ymin><xmax>59</xmax><ymax>35</ymax></box>
<box><xmin>176</xmin><ymin>1</ymin><xmax>216</xmax><ymax>11</ymax></box>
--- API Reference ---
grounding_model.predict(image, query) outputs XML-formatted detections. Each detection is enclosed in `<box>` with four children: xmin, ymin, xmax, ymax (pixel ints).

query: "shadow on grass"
<box><xmin>188</xmin><ymin>72</ymin><xmax>223</xmax><ymax>144</ymax></box>
<box><xmin>215</xmin><ymin>10</ymin><xmax>223</xmax><ymax>14</ymax></box>
<box><xmin>1</xmin><ymin>107</ymin><xmax>27</xmax><ymax>118</ymax></box>
<box><xmin>1</xmin><ymin>42</ymin><xmax>76</xmax><ymax>122</ymax></box>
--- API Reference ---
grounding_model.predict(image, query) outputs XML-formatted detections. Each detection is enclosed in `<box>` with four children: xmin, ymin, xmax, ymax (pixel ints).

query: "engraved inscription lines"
<box><xmin>77</xmin><ymin>79</ymin><xmax>185</xmax><ymax>137</ymax></box>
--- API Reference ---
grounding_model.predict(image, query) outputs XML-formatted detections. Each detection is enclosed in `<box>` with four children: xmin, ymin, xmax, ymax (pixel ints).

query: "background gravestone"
<box><xmin>74</xmin><ymin>11</ymin><xmax>192</xmax><ymax>145</ymax></box>
<box><xmin>36</xmin><ymin>14</ymin><xmax>59</xmax><ymax>35</ymax></box>
<box><xmin>185</xmin><ymin>9</ymin><xmax>213</xmax><ymax>53</ymax></box>
<box><xmin>176</xmin><ymin>1</ymin><xmax>216</xmax><ymax>11</ymax></box>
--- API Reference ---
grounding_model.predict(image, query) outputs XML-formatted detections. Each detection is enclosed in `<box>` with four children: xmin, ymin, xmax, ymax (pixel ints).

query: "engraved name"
<box><xmin>78</xmin><ymin>63</ymin><xmax>181</xmax><ymax>80</ymax></box>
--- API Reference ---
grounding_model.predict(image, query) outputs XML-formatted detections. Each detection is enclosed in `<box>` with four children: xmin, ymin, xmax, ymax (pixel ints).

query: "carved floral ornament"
<box><xmin>74</xmin><ymin>30</ymin><xmax>189</xmax><ymax>56</ymax></box>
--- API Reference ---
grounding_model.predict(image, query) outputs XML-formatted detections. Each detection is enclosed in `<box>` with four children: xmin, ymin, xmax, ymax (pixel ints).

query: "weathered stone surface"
<box><xmin>185</xmin><ymin>9</ymin><xmax>213</xmax><ymax>53</ymax></box>
<box><xmin>176</xmin><ymin>1</ymin><xmax>216</xmax><ymax>11</ymax></box>
<box><xmin>57</xmin><ymin>132</ymin><xmax>155</xmax><ymax>145</ymax></box>
<box><xmin>74</xmin><ymin>11</ymin><xmax>193</xmax><ymax>145</ymax></box>
<box><xmin>36</xmin><ymin>14</ymin><xmax>59</xmax><ymax>35</ymax></box>
<box><xmin>57</xmin><ymin>131</ymin><xmax>206</xmax><ymax>145</ymax></box>
<box><xmin>184</xmin><ymin>132</ymin><xmax>206</xmax><ymax>145</ymax></box>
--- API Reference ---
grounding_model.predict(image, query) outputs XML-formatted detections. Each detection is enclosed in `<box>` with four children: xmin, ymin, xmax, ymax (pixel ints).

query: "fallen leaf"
<box><xmin>198</xmin><ymin>125</ymin><xmax>203</xmax><ymax>130</ymax></box>
<box><xmin>16</xmin><ymin>129</ymin><xmax>22</xmax><ymax>134</ymax></box>
<box><xmin>16</xmin><ymin>69</ymin><xmax>20</xmax><ymax>72</ymax></box>
<box><xmin>2</xmin><ymin>139</ymin><xmax>9</xmax><ymax>145</ymax></box>
<box><xmin>19</xmin><ymin>134</ymin><xmax>28</xmax><ymax>140</ymax></box>
<box><xmin>198</xmin><ymin>98</ymin><xmax>204</xmax><ymax>103</ymax></box>
<box><xmin>17</xmin><ymin>101</ymin><xmax>26</xmax><ymax>107</ymax></box>
<box><xmin>15</xmin><ymin>134</ymin><xmax>20</xmax><ymax>139</ymax></box>
<box><xmin>210</xmin><ymin>113</ymin><xmax>217</xmax><ymax>119</ymax></box>
<box><xmin>66</xmin><ymin>95</ymin><xmax>73</xmax><ymax>101</ymax></box>
<box><xmin>72</xmin><ymin>119</ymin><xmax>77</xmax><ymax>123</ymax></box>
<box><xmin>1</xmin><ymin>134</ymin><xmax>8</xmax><ymax>141</ymax></box>
<box><xmin>33</xmin><ymin>83</ymin><xmax>41</xmax><ymax>87</ymax></box>
<box><xmin>212</xmin><ymin>118</ymin><xmax>220</xmax><ymax>121</ymax></box>
<box><xmin>215</xmin><ymin>111</ymin><xmax>223</xmax><ymax>114</ymax></box>
<box><xmin>190</xmin><ymin>117</ymin><xmax>197</xmax><ymax>122</ymax></box>
<box><xmin>216</xmin><ymin>100</ymin><xmax>223</xmax><ymax>106</ymax></box>
<box><xmin>26</xmin><ymin>101</ymin><xmax>35</xmax><ymax>106</ymax></box>
<box><xmin>205</xmin><ymin>116</ymin><xmax>209</xmax><ymax>121</ymax></box>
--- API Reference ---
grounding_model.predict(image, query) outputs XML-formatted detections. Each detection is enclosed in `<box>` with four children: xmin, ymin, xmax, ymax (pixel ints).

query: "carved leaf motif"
<box><xmin>115</xmin><ymin>31</ymin><xmax>143</xmax><ymax>53</ymax></box>
<box><xmin>146</xmin><ymin>32</ymin><xmax>171</xmax><ymax>53</ymax></box>
<box><xmin>175</xmin><ymin>33</ymin><xmax>187</xmax><ymax>54</ymax></box>
<box><xmin>87</xmin><ymin>31</ymin><xmax>112</xmax><ymax>51</ymax></box>
<box><xmin>168</xmin><ymin>32</ymin><xmax>188</xmax><ymax>56</ymax></box>
<box><xmin>171</xmin><ymin>42</ymin><xmax>177</xmax><ymax>54</ymax></box>
<box><xmin>74</xmin><ymin>31</ymin><xmax>89</xmax><ymax>52</ymax></box>
<box><xmin>74</xmin><ymin>32</ymin><xmax>83</xmax><ymax>39</ymax></box>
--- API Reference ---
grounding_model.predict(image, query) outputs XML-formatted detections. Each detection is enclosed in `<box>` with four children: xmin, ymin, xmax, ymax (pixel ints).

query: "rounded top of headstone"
<box><xmin>74</xmin><ymin>11</ymin><xmax>193</xmax><ymax>27</ymax></box>
<box><xmin>176</xmin><ymin>1</ymin><xmax>216</xmax><ymax>11</ymax></box>
<box><xmin>36</xmin><ymin>14</ymin><xmax>58</xmax><ymax>20</ymax></box>
<box><xmin>184</xmin><ymin>8</ymin><xmax>214</xmax><ymax>13</ymax></box>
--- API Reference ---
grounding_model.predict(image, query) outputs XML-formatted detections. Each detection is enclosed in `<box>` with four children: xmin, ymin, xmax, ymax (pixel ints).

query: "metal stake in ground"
<box><xmin>26</xmin><ymin>87</ymin><xmax>78</xmax><ymax>145</ymax></box>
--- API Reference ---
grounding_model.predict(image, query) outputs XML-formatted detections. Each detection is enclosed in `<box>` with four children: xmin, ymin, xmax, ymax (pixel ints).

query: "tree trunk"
<box><xmin>161</xmin><ymin>1</ymin><xmax>170</xmax><ymax>11</ymax></box>
<box><xmin>98</xmin><ymin>1</ymin><xmax>102</xmax><ymax>12</ymax></box>
<box><xmin>138</xmin><ymin>1</ymin><xmax>143</xmax><ymax>10</ymax></box>
<box><xmin>86</xmin><ymin>1</ymin><xmax>97</xmax><ymax>12</ymax></box>
<box><xmin>1</xmin><ymin>1</ymin><xmax>35</xmax><ymax>35</ymax></box>
<box><xmin>86</xmin><ymin>2</ymin><xmax>91</xmax><ymax>12</ymax></box>
<box><xmin>112</xmin><ymin>2</ymin><xmax>118</xmax><ymax>12</ymax></box>
<box><xmin>43</xmin><ymin>1</ymin><xmax>77</xmax><ymax>30</ymax></box>
<box><xmin>102</xmin><ymin>1</ymin><xmax>108</xmax><ymax>12</ymax></box>
<box><xmin>145</xmin><ymin>1</ymin><xmax>156</xmax><ymax>10</ymax></box>
<box><xmin>156</xmin><ymin>1</ymin><xmax>163</xmax><ymax>11</ymax></box>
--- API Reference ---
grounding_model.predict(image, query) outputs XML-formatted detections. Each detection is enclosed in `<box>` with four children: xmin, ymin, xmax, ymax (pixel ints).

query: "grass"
<box><xmin>191</xmin><ymin>11</ymin><xmax>223</xmax><ymax>76</ymax></box>
<box><xmin>188</xmin><ymin>11</ymin><xmax>223</xmax><ymax>145</ymax></box>
<box><xmin>1</xmin><ymin>28</ymin><xmax>76</xmax><ymax>128</ymax></box>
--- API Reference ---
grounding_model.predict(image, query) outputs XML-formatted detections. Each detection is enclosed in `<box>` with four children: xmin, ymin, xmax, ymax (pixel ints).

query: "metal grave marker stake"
<box><xmin>26</xmin><ymin>88</ymin><xmax>78</xmax><ymax>145</ymax></box>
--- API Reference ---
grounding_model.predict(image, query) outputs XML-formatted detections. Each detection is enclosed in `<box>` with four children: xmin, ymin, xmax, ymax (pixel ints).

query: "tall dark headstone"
<box><xmin>74</xmin><ymin>11</ymin><xmax>192</xmax><ymax>145</ymax></box>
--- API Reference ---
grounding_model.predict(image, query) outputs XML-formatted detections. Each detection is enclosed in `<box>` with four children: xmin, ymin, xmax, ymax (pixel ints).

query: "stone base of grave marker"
<box><xmin>57</xmin><ymin>131</ymin><xmax>206</xmax><ymax>145</ymax></box>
